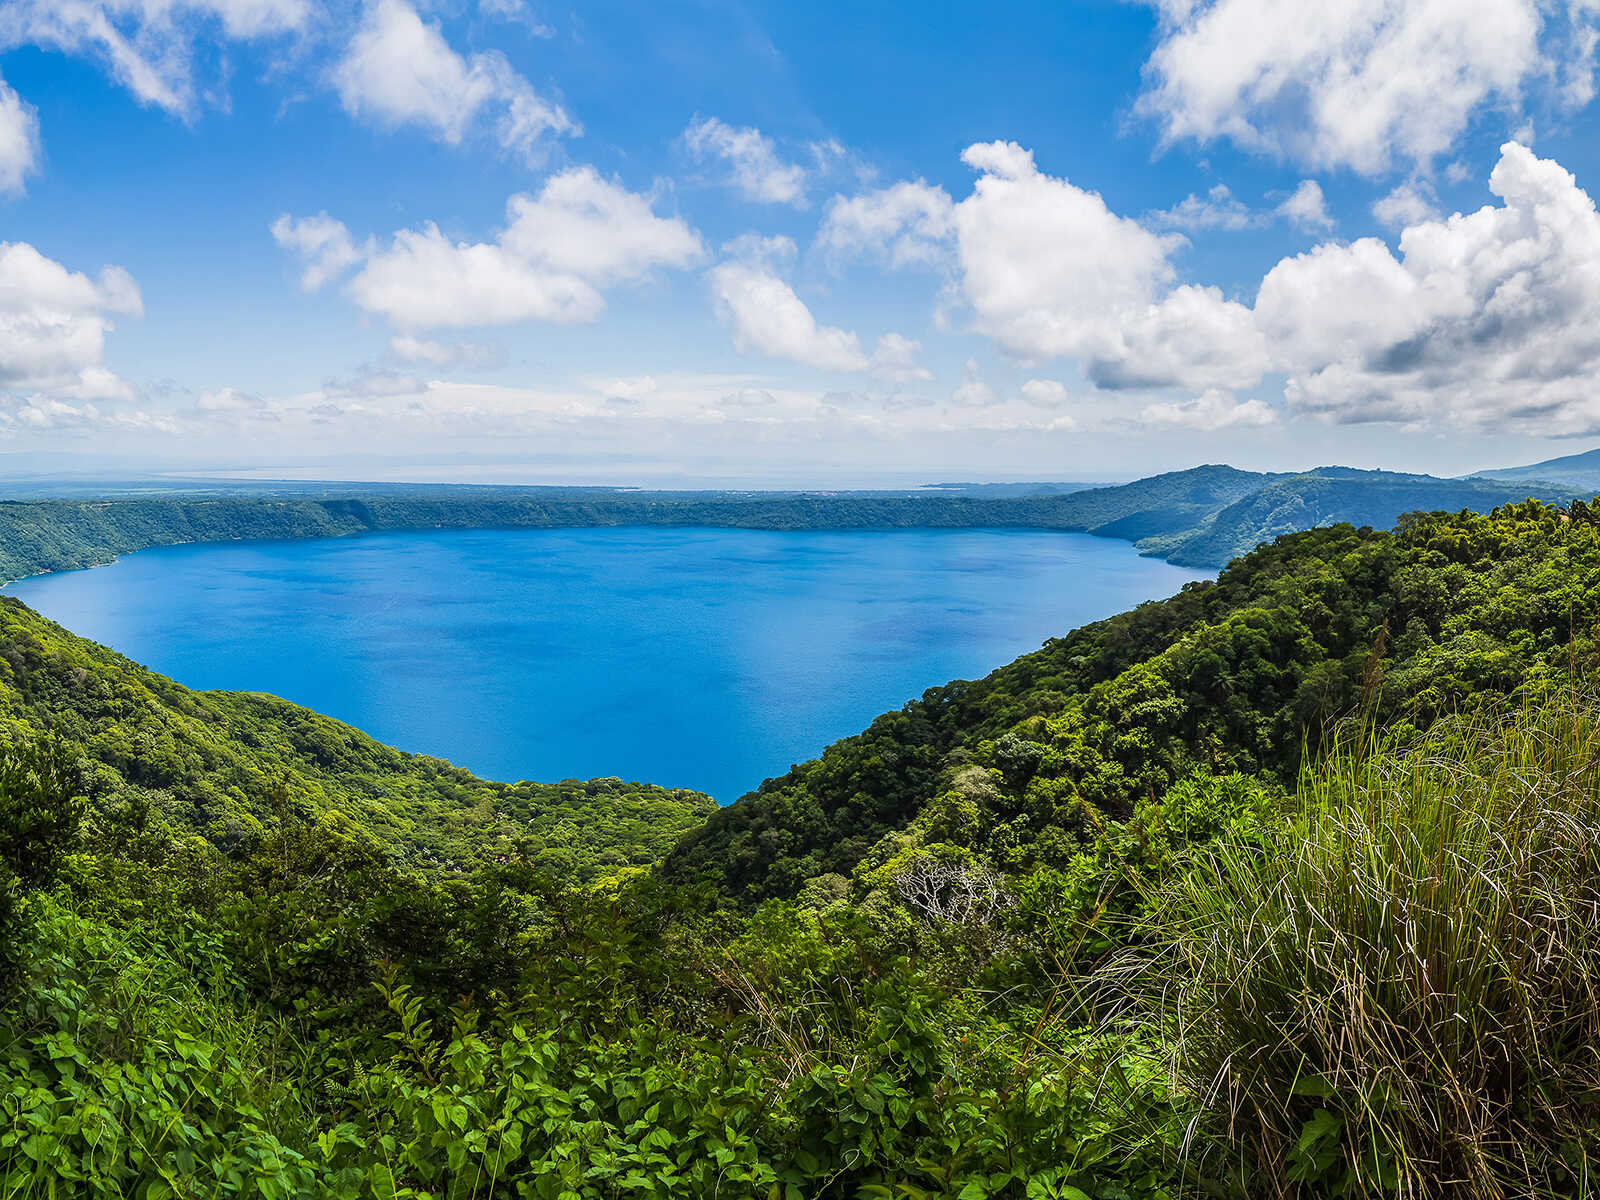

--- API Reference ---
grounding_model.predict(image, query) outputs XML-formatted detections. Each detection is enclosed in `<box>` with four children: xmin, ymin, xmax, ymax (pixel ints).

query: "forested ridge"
<box><xmin>5</xmin><ymin>499</ymin><xmax>1600</xmax><ymax>1197</ymax></box>
<box><xmin>0</xmin><ymin>463</ymin><xmax>1566</xmax><ymax>581</ymax></box>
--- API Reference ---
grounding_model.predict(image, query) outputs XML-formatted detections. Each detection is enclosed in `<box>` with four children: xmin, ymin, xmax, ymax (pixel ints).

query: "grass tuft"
<box><xmin>1135</xmin><ymin>693</ymin><xmax>1600</xmax><ymax>1198</ymax></box>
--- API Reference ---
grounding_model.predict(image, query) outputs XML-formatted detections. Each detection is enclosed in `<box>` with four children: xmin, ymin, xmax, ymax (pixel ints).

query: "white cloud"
<box><xmin>270</xmin><ymin>213</ymin><xmax>367</xmax><ymax>290</ymax></box>
<box><xmin>1259</xmin><ymin>141</ymin><xmax>1600</xmax><ymax>432</ymax></box>
<box><xmin>945</xmin><ymin>138</ymin><xmax>1600</xmax><ymax>435</ymax></box>
<box><xmin>1278</xmin><ymin>180</ymin><xmax>1334</xmax><ymax>232</ymax></box>
<box><xmin>599</xmin><ymin>375</ymin><xmax>658</xmax><ymax>402</ymax></box>
<box><xmin>1020</xmin><ymin>378</ymin><xmax>1069</xmax><ymax>405</ymax></box>
<box><xmin>333</xmin><ymin>0</ymin><xmax>576</xmax><ymax>157</ymax></box>
<box><xmin>282</xmin><ymin>167</ymin><xmax>702</xmax><ymax>330</ymax></box>
<box><xmin>1142</xmin><ymin>388</ymin><xmax>1276</xmax><ymax>429</ymax></box>
<box><xmin>709</xmin><ymin>254</ymin><xmax>869</xmax><ymax>371</ymax></box>
<box><xmin>1091</xmin><ymin>285</ymin><xmax>1270</xmax><ymax>391</ymax></box>
<box><xmin>817</xmin><ymin>180</ymin><xmax>955</xmax><ymax>268</ymax></box>
<box><xmin>1151</xmin><ymin>179</ymin><xmax>1333</xmax><ymax>234</ymax></box>
<box><xmin>0</xmin><ymin>241</ymin><xmax>142</xmax><ymax>400</ymax></box>
<box><xmin>708</xmin><ymin>237</ymin><xmax>924</xmax><ymax>375</ymax></box>
<box><xmin>1371</xmin><ymin>180</ymin><xmax>1438</xmax><ymax>229</ymax></box>
<box><xmin>0</xmin><ymin>75</ymin><xmax>39</xmax><ymax>196</ymax></box>
<box><xmin>950</xmin><ymin>358</ymin><xmax>996</xmax><ymax>406</ymax></box>
<box><xmin>0</xmin><ymin>0</ymin><xmax>309</xmax><ymax>116</ymax></box>
<box><xmin>478</xmin><ymin>0</ymin><xmax>554</xmax><ymax>36</ymax></box>
<box><xmin>683</xmin><ymin>116</ymin><xmax>807</xmax><ymax>206</ymax></box>
<box><xmin>953</xmin><ymin>140</ymin><xmax>1190</xmax><ymax>372</ymax></box>
<box><xmin>388</xmin><ymin>334</ymin><xmax>504</xmax><ymax>369</ymax></box>
<box><xmin>1149</xmin><ymin>183</ymin><xmax>1254</xmax><ymax>231</ymax></box>
<box><xmin>1136</xmin><ymin>0</ymin><xmax>1577</xmax><ymax>174</ymax></box>
<box><xmin>0</xmin><ymin>395</ymin><xmax>175</xmax><ymax>435</ymax></box>
<box><xmin>868</xmin><ymin>332</ymin><xmax>932</xmax><ymax>382</ymax></box>
<box><xmin>324</xmin><ymin>367</ymin><xmax>426</xmax><ymax>399</ymax></box>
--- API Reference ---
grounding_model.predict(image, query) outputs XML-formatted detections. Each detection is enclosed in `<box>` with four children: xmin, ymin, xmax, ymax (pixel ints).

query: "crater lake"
<box><xmin>5</xmin><ymin>526</ymin><xmax>1211</xmax><ymax>801</ymax></box>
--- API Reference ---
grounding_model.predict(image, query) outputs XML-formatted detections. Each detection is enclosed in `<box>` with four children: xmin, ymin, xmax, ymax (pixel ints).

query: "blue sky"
<box><xmin>3</xmin><ymin>0</ymin><xmax>1600</xmax><ymax>485</ymax></box>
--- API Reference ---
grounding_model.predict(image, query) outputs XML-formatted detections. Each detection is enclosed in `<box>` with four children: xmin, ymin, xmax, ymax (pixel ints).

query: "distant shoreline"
<box><xmin>0</xmin><ymin>466</ymin><xmax>1577</xmax><ymax>587</ymax></box>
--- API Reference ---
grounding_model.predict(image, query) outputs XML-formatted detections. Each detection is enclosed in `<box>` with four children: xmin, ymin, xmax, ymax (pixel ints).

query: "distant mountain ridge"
<box><xmin>0</xmin><ymin>460</ymin><xmax>1582</xmax><ymax>580</ymax></box>
<box><xmin>1469</xmin><ymin>446</ymin><xmax>1600</xmax><ymax>491</ymax></box>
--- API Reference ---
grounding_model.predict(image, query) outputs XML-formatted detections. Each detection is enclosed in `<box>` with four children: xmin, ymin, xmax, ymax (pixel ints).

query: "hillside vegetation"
<box><xmin>0</xmin><ymin>464</ymin><xmax>1566</xmax><ymax>581</ymax></box>
<box><xmin>5</xmin><ymin>499</ymin><xmax>1600</xmax><ymax>1197</ymax></box>
<box><xmin>0</xmin><ymin>597</ymin><xmax>712</xmax><ymax>876</ymax></box>
<box><xmin>665</xmin><ymin>499</ymin><xmax>1600</xmax><ymax>900</ymax></box>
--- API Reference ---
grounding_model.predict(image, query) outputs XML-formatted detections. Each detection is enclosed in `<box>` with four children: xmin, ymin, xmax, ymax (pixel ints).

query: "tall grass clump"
<box><xmin>1139</xmin><ymin>693</ymin><xmax>1600</xmax><ymax>1198</ymax></box>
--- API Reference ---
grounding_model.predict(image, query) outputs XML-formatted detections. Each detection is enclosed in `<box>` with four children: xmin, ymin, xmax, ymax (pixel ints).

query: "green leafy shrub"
<box><xmin>0</xmin><ymin>733</ymin><xmax>83</xmax><ymax>980</ymax></box>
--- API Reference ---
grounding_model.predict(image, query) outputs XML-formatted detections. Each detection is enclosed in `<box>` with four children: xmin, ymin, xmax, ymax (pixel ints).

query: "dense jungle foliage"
<box><xmin>0</xmin><ymin>464</ymin><xmax>1562</xmax><ymax>581</ymax></box>
<box><xmin>5</xmin><ymin>498</ymin><xmax>1600</xmax><ymax>1198</ymax></box>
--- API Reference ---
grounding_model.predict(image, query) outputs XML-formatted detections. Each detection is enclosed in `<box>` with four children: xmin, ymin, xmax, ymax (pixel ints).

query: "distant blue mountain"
<box><xmin>1468</xmin><ymin>446</ymin><xmax>1600</xmax><ymax>491</ymax></box>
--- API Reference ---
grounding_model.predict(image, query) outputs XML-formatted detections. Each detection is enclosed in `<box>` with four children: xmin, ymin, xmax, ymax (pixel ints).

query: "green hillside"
<box><xmin>0</xmin><ymin>596</ymin><xmax>712</xmax><ymax>877</ymax></box>
<box><xmin>1151</xmin><ymin>468</ymin><xmax>1570</xmax><ymax>565</ymax></box>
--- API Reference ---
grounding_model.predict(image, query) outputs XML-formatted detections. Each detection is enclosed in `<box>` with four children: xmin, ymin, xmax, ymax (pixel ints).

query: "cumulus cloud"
<box><xmin>1371</xmin><ymin>180</ymin><xmax>1439</xmax><ymax>229</ymax></box>
<box><xmin>1150</xmin><ymin>179</ymin><xmax>1333</xmax><ymax>234</ymax></box>
<box><xmin>683</xmin><ymin>116</ymin><xmax>807</xmax><ymax>206</ymax></box>
<box><xmin>0</xmin><ymin>396</ymin><xmax>175</xmax><ymax>435</ymax></box>
<box><xmin>278</xmin><ymin>167</ymin><xmax>703</xmax><ymax>329</ymax></box>
<box><xmin>709</xmin><ymin>242</ymin><xmax>869</xmax><ymax>371</ymax></box>
<box><xmin>323</xmin><ymin>366</ymin><xmax>426</xmax><ymax>399</ymax></box>
<box><xmin>0</xmin><ymin>75</ymin><xmax>38</xmax><ymax>196</ymax></box>
<box><xmin>1020</xmin><ymin>378</ymin><xmax>1069</xmax><ymax>406</ymax></box>
<box><xmin>196</xmin><ymin>386</ymin><xmax>264</xmax><ymax>411</ymax></box>
<box><xmin>946</xmin><ymin>138</ymin><xmax>1600</xmax><ymax>434</ymax></box>
<box><xmin>1090</xmin><ymin>285</ymin><xmax>1270</xmax><ymax>391</ymax></box>
<box><xmin>1259</xmin><ymin>142</ymin><xmax>1600</xmax><ymax>431</ymax></box>
<box><xmin>1278</xmin><ymin>180</ymin><xmax>1334</xmax><ymax>231</ymax></box>
<box><xmin>950</xmin><ymin>359</ymin><xmax>996</xmax><ymax>407</ymax></box>
<box><xmin>1135</xmin><ymin>0</ymin><xmax>1581</xmax><ymax>175</ymax></box>
<box><xmin>954</xmin><ymin>139</ymin><xmax>1179</xmax><ymax>364</ymax></box>
<box><xmin>270</xmin><ymin>213</ymin><xmax>367</xmax><ymax>290</ymax></box>
<box><xmin>0</xmin><ymin>241</ymin><xmax>142</xmax><ymax>401</ymax></box>
<box><xmin>1142</xmin><ymin>388</ymin><xmax>1276</xmax><ymax>430</ymax></box>
<box><xmin>708</xmin><ymin>237</ymin><xmax>927</xmax><ymax>375</ymax></box>
<box><xmin>868</xmin><ymin>332</ymin><xmax>932</xmax><ymax>383</ymax></box>
<box><xmin>817</xmin><ymin>180</ymin><xmax>955</xmax><ymax>268</ymax></box>
<box><xmin>333</xmin><ymin>0</ymin><xmax>576</xmax><ymax>157</ymax></box>
<box><xmin>0</xmin><ymin>0</ymin><xmax>308</xmax><ymax>116</ymax></box>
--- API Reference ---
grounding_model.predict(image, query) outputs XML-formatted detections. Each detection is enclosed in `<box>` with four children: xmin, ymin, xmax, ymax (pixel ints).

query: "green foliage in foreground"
<box><xmin>0</xmin><ymin>597</ymin><xmax>714</xmax><ymax>874</ymax></box>
<box><xmin>1134</xmin><ymin>697</ymin><xmax>1600</xmax><ymax>1197</ymax></box>
<box><xmin>0</xmin><ymin>767</ymin><xmax>1193</xmax><ymax>1199</ymax></box>
<box><xmin>8</xmin><ymin>692</ymin><xmax>1600</xmax><ymax>1197</ymax></box>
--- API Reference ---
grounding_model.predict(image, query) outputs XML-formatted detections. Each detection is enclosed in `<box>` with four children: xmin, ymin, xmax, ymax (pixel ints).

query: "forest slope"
<box><xmin>664</xmin><ymin>498</ymin><xmax>1600</xmax><ymax>901</ymax></box>
<box><xmin>0</xmin><ymin>596</ymin><xmax>712</xmax><ymax>876</ymax></box>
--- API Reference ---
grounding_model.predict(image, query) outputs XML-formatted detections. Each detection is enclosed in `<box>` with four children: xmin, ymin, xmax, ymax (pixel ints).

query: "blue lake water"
<box><xmin>6</xmin><ymin>528</ymin><xmax>1211</xmax><ymax>801</ymax></box>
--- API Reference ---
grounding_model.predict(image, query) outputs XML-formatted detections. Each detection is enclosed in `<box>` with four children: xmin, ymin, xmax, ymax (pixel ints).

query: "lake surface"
<box><xmin>6</xmin><ymin>528</ymin><xmax>1211</xmax><ymax>801</ymax></box>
